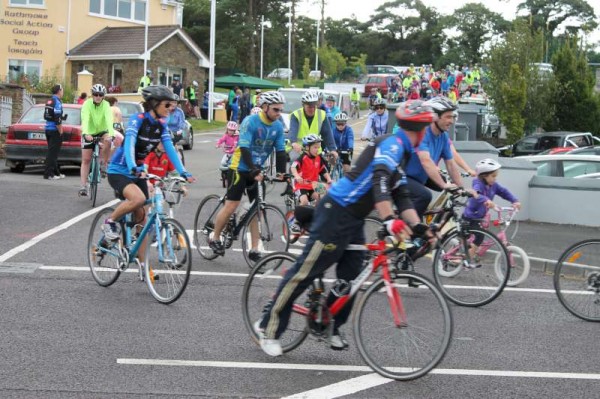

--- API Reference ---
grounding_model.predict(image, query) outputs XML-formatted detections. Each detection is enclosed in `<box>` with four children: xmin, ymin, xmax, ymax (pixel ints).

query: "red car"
<box><xmin>4</xmin><ymin>104</ymin><xmax>82</xmax><ymax>173</ymax></box>
<box><xmin>362</xmin><ymin>74</ymin><xmax>397</xmax><ymax>97</ymax></box>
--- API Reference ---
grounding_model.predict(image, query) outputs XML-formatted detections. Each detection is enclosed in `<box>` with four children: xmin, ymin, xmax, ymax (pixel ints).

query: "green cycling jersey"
<box><xmin>81</xmin><ymin>98</ymin><xmax>114</xmax><ymax>136</ymax></box>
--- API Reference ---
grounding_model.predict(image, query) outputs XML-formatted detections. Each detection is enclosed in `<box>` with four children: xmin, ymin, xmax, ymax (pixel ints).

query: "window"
<box><xmin>515</xmin><ymin>137</ymin><xmax>538</xmax><ymax>153</ymax></box>
<box><xmin>112</xmin><ymin>64</ymin><xmax>123</xmax><ymax>87</ymax></box>
<box><xmin>10</xmin><ymin>0</ymin><xmax>45</xmax><ymax>6</ymax></box>
<box><xmin>8</xmin><ymin>59</ymin><xmax>42</xmax><ymax>83</ymax></box>
<box><xmin>157</xmin><ymin>67</ymin><xmax>182</xmax><ymax>86</ymax></box>
<box><xmin>90</xmin><ymin>0</ymin><xmax>146</xmax><ymax>22</ymax></box>
<box><xmin>563</xmin><ymin>161</ymin><xmax>600</xmax><ymax>178</ymax></box>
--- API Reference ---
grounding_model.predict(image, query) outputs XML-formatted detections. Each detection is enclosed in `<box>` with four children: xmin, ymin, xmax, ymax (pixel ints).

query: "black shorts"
<box><xmin>226</xmin><ymin>170</ymin><xmax>259</xmax><ymax>202</ymax></box>
<box><xmin>339</xmin><ymin>150</ymin><xmax>353</xmax><ymax>166</ymax></box>
<box><xmin>190</xmin><ymin>99</ymin><xmax>198</xmax><ymax>107</ymax></box>
<box><xmin>82</xmin><ymin>133</ymin><xmax>110</xmax><ymax>150</ymax></box>
<box><xmin>107</xmin><ymin>173</ymin><xmax>149</xmax><ymax>200</ymax></box>
<box><xmin>295</xmin><ymin>188</ymin><xmax>315</xmax><ymax>199</ymax></box>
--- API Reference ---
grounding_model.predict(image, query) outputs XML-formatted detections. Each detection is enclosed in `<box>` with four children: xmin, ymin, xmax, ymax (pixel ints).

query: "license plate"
<box><xmin>28</xmin><ymin>132</ymin><xmax>46</xmax><ymax>140</ymax></box>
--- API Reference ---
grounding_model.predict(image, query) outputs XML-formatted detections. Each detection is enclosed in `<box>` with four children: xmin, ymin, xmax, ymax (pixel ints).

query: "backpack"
<box><xmin>44</xmin><ymin>98</ymin><xmax>56</xmax><ymax>122</ymax></box>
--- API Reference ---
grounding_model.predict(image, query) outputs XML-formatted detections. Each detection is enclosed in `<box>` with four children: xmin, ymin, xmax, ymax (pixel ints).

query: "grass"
<box><xmin>188</xmin><ymin>118</ymin><xmax>227</xmax><ymax>132</ymax></box>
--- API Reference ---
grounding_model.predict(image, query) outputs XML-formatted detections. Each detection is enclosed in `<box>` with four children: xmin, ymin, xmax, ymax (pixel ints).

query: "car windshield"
<box><xmin>280</xmin><ymin>91</ymin><xmax>338</xmax><ymax>114</ymax></box>
<box><xmin>118</xmin><ymin>102</ymin><xmax>142</xmax><ymax>121</ymax></box>
<box><xmin>20</xmin><ymin>106</ymin><xmax>81</xmax><ymax>125</ymax></box>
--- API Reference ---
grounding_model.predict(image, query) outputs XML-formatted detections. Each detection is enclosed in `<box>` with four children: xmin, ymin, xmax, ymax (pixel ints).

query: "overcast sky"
<box><xmin>297</xmin><ymin>0</ymin><xmax>600</xmax><ymax>50</ymax></box>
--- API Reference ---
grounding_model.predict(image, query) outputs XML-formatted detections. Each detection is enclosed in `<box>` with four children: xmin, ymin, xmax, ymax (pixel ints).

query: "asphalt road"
<box><xmin>1</xmin><ymin>117</ymin><xmax>599</xmax><ymax>398</ymax></box>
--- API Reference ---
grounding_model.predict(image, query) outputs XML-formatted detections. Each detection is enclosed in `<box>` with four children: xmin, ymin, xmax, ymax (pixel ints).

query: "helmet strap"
<box><xmin>433</xmin><ymin>121</ymin><xmax>443</xmax><ymax>134</ymax></box>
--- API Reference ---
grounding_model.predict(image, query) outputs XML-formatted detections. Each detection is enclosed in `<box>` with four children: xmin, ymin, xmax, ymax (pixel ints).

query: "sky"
<box><xmin>297</xmin><ymin>0</ymin><xmax>600</xmax><ymax>50</ymax></box>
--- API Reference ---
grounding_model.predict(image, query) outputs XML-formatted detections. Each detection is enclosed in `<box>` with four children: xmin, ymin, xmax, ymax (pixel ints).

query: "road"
<box><xmin>1</xmin><ymin>116</ymin><xmax>599</xmax><ymax>398</ymax></box>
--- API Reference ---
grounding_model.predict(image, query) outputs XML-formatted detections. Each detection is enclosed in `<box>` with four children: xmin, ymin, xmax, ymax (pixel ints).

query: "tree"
<box><xmin>498</xmin><ymin>64</ymin><xmax>527</xmax><ymax>143</ymax></box>
<box><xmin>317</xmin><ymin>45</ymin><xmax>347</xmax><ymax>79</ymax></box>
<box><xmin>515</xmin><ymin>0</ymin><xmax>598</xmax><ymax>36</ymax></box>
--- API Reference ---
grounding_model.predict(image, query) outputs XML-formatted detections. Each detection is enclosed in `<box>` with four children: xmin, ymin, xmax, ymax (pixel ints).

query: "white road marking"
<box><xmin>0</xmin><ymin>199</ymin><xmax>119</xmax><ymax>263</ymax></box>
<box><xmin>283</xmin><ymin>374</ymin><xmax>390</xmax><ymax>399</ymax></box>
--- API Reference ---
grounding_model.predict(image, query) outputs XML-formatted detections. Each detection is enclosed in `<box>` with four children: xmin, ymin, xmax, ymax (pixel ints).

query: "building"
<box><xmin>0</xmin><ymin>0</ymin><xmax>209</xmax><ymax>94</ymax></box>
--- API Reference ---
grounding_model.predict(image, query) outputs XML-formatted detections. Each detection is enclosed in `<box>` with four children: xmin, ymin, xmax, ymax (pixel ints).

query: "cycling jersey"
<box><xmin>361</xmin><ymin>111</ymin><xmax>388</xmax><ymax>140</ymax></box>
<box><xmin>290</xmin><ymin>152</ymin><xmax>329</xmax><ymax>191</ymax></box>
<box><xmin>144</xmin><ymin>150</ymin><xmax>176</xmax><ymax>184</ymax></box>
<box><xmin>333</xmin><ymin>125</ymin><xmax>354</xmax><ymax>151</ymax></box>
<box><xmin>327</xmin><ymin>129</ymin><xmax>415</xmax><ymax>218</ymax></box>
<box><xmin>404</xmin><ymin>126</ymin><xmax>453</xmax><ymax>184</ymax></box>
<box><xmin>44</xmin><ymin>95</ymin><xmax>63</xmax><ymax>131</ymax></box>
<box><xmin>108</xmin><ymin>112</ymin><xmax>187</xmax><ymax>178</ymax></box>
<box><xmin>167</xmin><ymin>107</ymin><xmax>186</xmax><ymax>132</ymax></box>
<box><xmin>229</xmin><ymin>112</ymin><xmax>285</xmax><ymax>173</ymax></box>
<box><xmin>81</xmin><ymin>99</ymin><xmax>114</xmax><ymax>136</ymax></box>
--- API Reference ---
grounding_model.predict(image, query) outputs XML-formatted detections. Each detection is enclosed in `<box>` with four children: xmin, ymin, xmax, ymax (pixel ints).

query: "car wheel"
<box><xmin>183</xmin><ymin>127</ymin><xmax>193</xmax><ymax>150</ymax></box>
<box><xmin>10</xmin><ymin>163</ymin><xmax>25</xmax><ymax>173</ymax></box>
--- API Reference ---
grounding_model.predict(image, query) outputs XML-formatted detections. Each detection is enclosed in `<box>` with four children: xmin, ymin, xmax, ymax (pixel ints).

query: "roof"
<box><xmin>68</xmin><ymin>25</ymin><xmax>209</xmax><ymax>67</ymax></box>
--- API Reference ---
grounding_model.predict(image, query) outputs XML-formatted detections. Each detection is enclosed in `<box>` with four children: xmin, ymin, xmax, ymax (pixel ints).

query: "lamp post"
<box><xmin>288</xmin><ymin>7</ymin><xmax>292</xmax><ymax>86</ymax></box>
<box><xmin>260</xmin><ymin>15</ymin><xmax>265</xmax><ymax>79</ymax></box>
<box><xmin>208</xmin><ymin>0</ymin><xmax>216</xmax><ymax>123</ymax></box>
<box><xmin>315</xmin><ymin>19</ymin><xmax>319</xmax><ymax>72</ymax></box>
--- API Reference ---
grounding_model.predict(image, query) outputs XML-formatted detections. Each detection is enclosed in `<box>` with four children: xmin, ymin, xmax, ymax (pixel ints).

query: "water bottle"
<box><xmin>238</xmin><ymin>200</ymin><xmax>252</xmax><ymax>220</ymax></box>
<box><xmin>331</xmin><ymin>279</ymin><xmax>351</xmax><ymax>297</ymax></box>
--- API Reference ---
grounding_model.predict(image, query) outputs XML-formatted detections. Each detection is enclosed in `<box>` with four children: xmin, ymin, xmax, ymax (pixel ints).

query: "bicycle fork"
<box><xmin>382</xmin><ymin>265</ymin><xmax>408</xmax><ymax>328</ymax></box>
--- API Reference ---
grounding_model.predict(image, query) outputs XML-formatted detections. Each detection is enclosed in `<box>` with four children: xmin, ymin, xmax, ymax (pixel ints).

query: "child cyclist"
<box><xmin>215</xmin><ymin>121</ymin><xmax>239</xmax><ymax>169</ymax></box>
<box><xmin>332</xmin><ymin>112</ymin><xmax>354</xmax><ymax>173</ymax></box>
<box><xmin>462</xmin><ymin>158</ymin><xmax>521</xmax><ymax>266</ymax></box>
<box><xmin>290</xmin><ymin>134</ymin><xmax>333</xmax><ymax>206</ymax></box>
<box><xmin>143</xmin><ymin>142</ymin><xmax>188</xmax><ymax>197</ymax></box>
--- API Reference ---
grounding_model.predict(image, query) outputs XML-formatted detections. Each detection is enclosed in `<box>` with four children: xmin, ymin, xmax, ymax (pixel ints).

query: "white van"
<box><xmin>267</xmin><ymin>68</ymin><xmax>293</xmax><ymax>79</ymax></box>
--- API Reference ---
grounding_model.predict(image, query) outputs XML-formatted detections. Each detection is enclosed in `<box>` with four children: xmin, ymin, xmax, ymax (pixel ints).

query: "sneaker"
<box><xmin>329</xmin><ymin>330</ymin><xmax>349</xmax><ymax>350</ymax></box>
<box><xmin>208</xmin><ymin>232</ymin><xmax>225</xmax><ymax>256</ymax></box>
<box><xmin>57</xmin><ymin>174</ymin><xmax>66</xmax><ymax>179</ymax></box>
<box><xmin>248</xmin><ymin>250</ymin><xmax>262</xmax><ymax>262</ymax></box>
<box><xmin>44</xmin><ymin>175</ymin><xmax>61</xmax><ymax>180</ymax></box>
<box><xmin>78</xmin><ymin>186</ymin><xmax>88</xmax><ymax>197</ymax></box>
<box><xmin>101</xmin><ymin>219</ymin><xmax>121</xmax><ymax>241</ymax></box>
<box><xmin>289</xmin><ymin>221</ymin><xmax>302</xmax><ymax>234</ymax></box>
<box><xmin>254</xmin><ymin>319</ymin><xmax>282</xmax><ymax>356</ymax></box>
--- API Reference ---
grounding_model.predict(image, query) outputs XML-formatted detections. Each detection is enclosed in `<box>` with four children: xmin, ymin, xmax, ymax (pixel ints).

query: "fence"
<box><xmin>0</xmin><ymin>96</ymin><xmax>12</xmax><ymax>132</ymax></box>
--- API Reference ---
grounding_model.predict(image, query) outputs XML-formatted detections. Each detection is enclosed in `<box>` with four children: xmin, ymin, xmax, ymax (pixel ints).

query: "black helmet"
<box><xmin>141</xmin><ymin>85</ymin><xmax>177</xmax><ymax>102</ymax></box>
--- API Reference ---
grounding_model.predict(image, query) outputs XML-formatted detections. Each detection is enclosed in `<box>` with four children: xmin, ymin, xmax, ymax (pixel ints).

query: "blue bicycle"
<box><xmin>87</xmin><ymin>174</ymin><xmax>192</xmax><ymax>304</ymax></box>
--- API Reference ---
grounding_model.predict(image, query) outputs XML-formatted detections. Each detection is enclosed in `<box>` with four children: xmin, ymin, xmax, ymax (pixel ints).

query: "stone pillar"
<box><xmin>77</xmin><ymin>70</ymin><xmax>94</xmax><ymax>97</ymax></box>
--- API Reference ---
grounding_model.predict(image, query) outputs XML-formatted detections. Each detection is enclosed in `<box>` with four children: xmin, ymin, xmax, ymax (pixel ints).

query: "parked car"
<box><xmin>517</xmin><ymin>154</ymin><xmax>600</xmax><ymax>178</ymax></box>
<box><xmin>267</xmin><ymin>68</ymin><xmax>293</xmax><ymax>79</ymax></box>
<box><xmin>362</xmin><ymin>74</ymin><xmax>397</xmax><ymax>97</ymax></box>
<box><xmin>366</xmin><ymin>65</ymin><xmax>399</xmax><ymax>75</ymax></box>
<box><xmin>5</xmin><ymin>104</ymin><xmax>82</xmax><ymax>173</ymax></box>
<box><xmin>498</xmin><ymin>131</ymin><xmax>600</xmax><ymax>157</ymax></box>
<box><xmin>277</xmin><ymin>88</ymin><xmax>350</xmax><ymax>131</ymax></box>
<box><xmin>308</xmin><ymin>70</ymin><xmax>327</xmax><ymax>80</ymax></box>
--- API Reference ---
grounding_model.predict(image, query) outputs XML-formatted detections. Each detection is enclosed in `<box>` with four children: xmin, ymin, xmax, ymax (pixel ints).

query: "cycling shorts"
<box><xmin>82</xmin><ymin>132</ymin><xmax>110</xmax><ymax>150</ymax></box>
<box><xmin>108</xmin><ymin>173</ymin><xmax>149</xmax><ymax>200</ymax></box>
<box><xmin>225</xmin><ymin>170</ymin><xmax>259</xmax><ymax>202</ymax></box>
<box><xmin>339</xmin><ymin>151</ymin><xmax>352</xmax><ymax>166</ymax></box>
<box><xmin>295</xmin><ymin>188</ymin><xmax>316</xmax><ymax>199</ymax></box>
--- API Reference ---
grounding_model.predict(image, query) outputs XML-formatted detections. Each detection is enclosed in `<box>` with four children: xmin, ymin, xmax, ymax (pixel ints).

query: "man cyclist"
<box><xmin>404</xmin><ymin>97</ymin><xmax>464</xmax><ymax>218</ymax></box>
<box><xmin>323</xmin><ymin>94</ymin><xmax>341</xmax><ymax>130</ymax></box>
<box><xmin>102</xmin><ymin>86</ymin><xmax>193</xmax><ymax>265</ymax></box>
<box><xmin>350</xmin><ymin>87</ymin><xmax>360</xmax><ymax>118</ymax></box>
<box><xmin>332</xmin><ymin>113</ymin><xmax>354</xmax><ymax>173</ymax></box>
<box><xmin>361</xmin><ymin>98</ymin><xmax>388</xmax><ymax>140</ymax></box>
<box><xmin>288</xmin><ymin>89</ymin><xmax>337</xmax><ymax>161</ymax></box>
<box><xmin>208</xmin><ymin>91</ymin><xmax>288</xmax><ymax>261</ymax></box>
<box><xmin>79</xmin><ymin>84</ymin><xmax>115</xmax><ymax>197</ymax></box>
<box><xmin>255</xmin><ymin>101</ymin><xmax>437</xmax><ymax>356</ymax></box>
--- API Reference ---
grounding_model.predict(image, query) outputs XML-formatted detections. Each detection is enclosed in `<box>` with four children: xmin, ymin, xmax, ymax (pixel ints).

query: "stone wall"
<box><xmin>150</xmin><ymin>35</ymin><xmax>207</xmax><ymax>92</ymax></box>
<box><xmin>70</xmin><ymin>59</ymin><xmax>142</xmax><ymax>94</ymax></box>
<box><xmin>0</xmin><ymin>83</ymin><xmax>28</xmax><ymax>124</ymax></box>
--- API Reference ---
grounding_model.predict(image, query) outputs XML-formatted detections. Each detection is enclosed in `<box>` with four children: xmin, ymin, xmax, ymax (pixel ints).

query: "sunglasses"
<box><xmin>270</xmin><ymin>107</ymin><xmax>283</xmax><ymax>113</ymax></box>
<box><xmin>92</xmin><ymin>93</ymin><xmax>104</xmax><ymax>97</ymax></box>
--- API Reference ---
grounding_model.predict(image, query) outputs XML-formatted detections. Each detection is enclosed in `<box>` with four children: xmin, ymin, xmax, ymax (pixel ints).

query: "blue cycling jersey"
<box><xmin>45</xmin><ymin>95</ymin><xmax>63</xmax><ymax>131</ymax></box>
<box><xmin>229</xmin><ymin>113</ymin><xmax>285</xmax><ymax>172</ymax></box>
<box><xmin>361</xmin><ymin>112</ymin><xmax>388</xmax><ymax>140</ymax></box>
<box><xmin>333</xmin><ymin>125</ymin><xmax>354</xmax><ymax>151</ymax></box>
<box><xmin>404</xmin><ymin>126</ymin><xmax>453</xmax><ymax>183</ymax></box>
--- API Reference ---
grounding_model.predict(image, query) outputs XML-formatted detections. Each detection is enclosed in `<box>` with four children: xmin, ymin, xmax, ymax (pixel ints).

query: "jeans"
<box><xmin>44</xmin><ymin>129</ymin><xmax>62</xmax><ymax>178</ymax></box>
<box><xmin>259</xmin><ymin>195</ymin><xmax>366</xmax><ymax>339</ymax></box>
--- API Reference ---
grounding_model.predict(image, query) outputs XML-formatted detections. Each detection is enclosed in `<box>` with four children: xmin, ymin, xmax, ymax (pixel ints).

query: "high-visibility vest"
<box><xmin>138</xmin><ymin>75</ymin><xmax>151</xmax><ymax>93</ymax></box>
<box><xmin>292</xmin><ymin>108</ymin><xmax>326</xmax><ymax>143</ymax></box>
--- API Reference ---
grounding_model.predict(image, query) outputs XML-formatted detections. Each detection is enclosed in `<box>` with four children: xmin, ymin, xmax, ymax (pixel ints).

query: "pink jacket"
<box><xmin>216</xmin><ymin>134</ymin><xmax>238</xmax><ymax>154</ymax></box>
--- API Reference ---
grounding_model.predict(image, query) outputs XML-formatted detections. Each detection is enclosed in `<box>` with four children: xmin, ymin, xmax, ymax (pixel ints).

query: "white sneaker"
<box><xmin>254</xmin><ymin>320</ymin><xmax>282</xmax><ymax>357</ymax></box>
<box><xmin>328</xmin><ymin>333</ymin><xmax>349</xmax><ymax>350</ymax></box>
<box><xmin>57</xmin><ymin>174</ymin><xmax>66</xmax><ymax>179</ymax></box>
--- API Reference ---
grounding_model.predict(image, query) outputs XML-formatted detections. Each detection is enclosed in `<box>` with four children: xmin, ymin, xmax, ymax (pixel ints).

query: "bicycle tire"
<box><xmin>87</xmin><ymin>207</ymin><xmax>122</xmax><ymax>286</ymax></box>
<box><xmin>494</xmin><ymin>245</ymin><xmax>530</xmax><ymax>287</ymax></box>
<box><xmin>554</xmin><ymin>239</ymin><xmax>600</xmax><ymax>322</ymax></box>
<box><xmin>90</xmin><ymin>156</ymin><xmax>99</xmax><ymax>208</ymax></box>
<box><xmin>193</xmin><ymin>194</ymin><xmax>223</xmax><ymax>260</ymax></box>
<box><xmin>432</xmin><ymin>227</ymin><xmax>510</xmax><ymax>307</ymax></box>
<box><xmin>353</xmin><ymin>272</ymin><xmax>452</xmax><ymax>381</ymax></box>
<box><xmin>242</xmin><ymin>252</ymin><xmax>308</xmax><ymax>353</ymax></box>
<box><xmin>179</xmin><ymin>148</ymin><xmax>185</xmax><ymax>166</ymax></box>
<box><xmin>241</xmin><ymin>204</ymin><xmax>290</xmax><ymax>268</ymax></box>
<box><xmin>145</xmin><ymin>218</ymin><xmax>192</xmax><ymax>304</ymax></box>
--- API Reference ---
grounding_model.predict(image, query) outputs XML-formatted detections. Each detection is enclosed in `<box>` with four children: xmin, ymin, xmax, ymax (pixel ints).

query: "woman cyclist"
<box><xmin>361</xmin><ymin>98</ymin><xmax>388</xmax><ymax>141</ymax></box>
<box><xmin>101</xmin><ymin>86</ymin><xmax>194</xmax><ymax>255</ymax></box>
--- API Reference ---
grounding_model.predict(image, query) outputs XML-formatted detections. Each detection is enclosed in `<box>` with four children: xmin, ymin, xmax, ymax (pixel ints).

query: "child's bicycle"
<box><xmin>242</xmin><ymin>227</ymin><xmax>452</xmax><ymax>381</ymax></box>
<box><xmin>482</xmin><ymin>206</ymin><xmax>530</xmax><ymax>287</ymax></box>
<box><xmin>87</xmin><ymin>174</ymin><xmax>192</xmax><ymax>304</ymax></box>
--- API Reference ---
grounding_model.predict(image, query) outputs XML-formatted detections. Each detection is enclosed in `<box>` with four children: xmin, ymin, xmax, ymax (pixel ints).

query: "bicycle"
<box><xmin>328</xmin><ymin>151</ymin><xmax>346</xmax><ymax>182</ymax></box>
<box><xmin>554</xmin><ymin>239</ymin><xmax>600</xmax><ymax>322</ymax></box>
<box><xmin>428</xmin><ymin>189</ymin><xmax>511</xmax><ymax>307</ymax></box>
<box><xmin>242</xmin><ymin>228</ymin><xmax>453</xmax><ymax>381</ymax></box>
<box><xmin>193</xmin><ymin>173</ymin><xmax>289</xmax><ymax>268</ymax></box>
<box><xmin>350</xmin><ymin>100</ymin><xmax>360</xmax><ymax>119</ymax></box>
<box><xmin>484</xmin><ymin>206</ymin><xmax>530</xmax><ymax>287</ymax></box>
<box><xmin>81</xmin><ymin>135</ymin><xmax>105</xmax><ymax>208</ymax></box>
<box><xmin>87</xmin><ymin>174</ymin><xmax>192</xmax><ymax>304</ymax></box>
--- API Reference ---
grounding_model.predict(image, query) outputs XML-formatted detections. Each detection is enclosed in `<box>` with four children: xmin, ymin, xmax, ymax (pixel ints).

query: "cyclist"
<box><xmin>324</xmin><ymin>94</ymin><xmax>341</xmax><ymax>130</ymax></box>
<box><xmin>361</xmin><ymin>98</ymin><xmax>388</xmax><ymax>140</ymax></box>
<box><xmin>167</xmin><ymin>94</ymin><xmax>187</xmax><ymax>161</ymax></box>
<box><xmin>208</xmin><ymin>91</ymin><xmax>288</xmax><ymax>261</ymax></box>
<box><xmin>255</xmin><ymin>100</ymin><xmax>436</xmax><ymax>357</ymax></box>
<box><xmin>403</xmin><ymin>97</ymin><xmax>464</xmax><ymax>218</ymax></box>
<box><xmin>290</xmin><ymin>134</ymin><xmax>332</xmax><ymax>206</ymax></box>
<box><xmin>350</xmin><ymin>87</ymin><xmax>361</xmax><ymax>118</ymax></box>
<box><xmin>79</xmin><ymin>84</ymin><xmax>115</xmax><ymax>197</ymax></box>
<box><xmin>332</xmin><ymin>113</ymin><xmax>354</xmax><ymax>173</ymax></box>
<box><xmin>216</xmin><ymin>121</ymin><xmax>239</xmax><ymax>169</ymax></box>
<box><xmin>288</xmin><ymin>90</ymin><xmax>337</xmax><ymax>161</ymax></box>
<box><xmin>102</xmin><ymin>85</ymin><xmax>193</xmax><ymax>259</ymax></box>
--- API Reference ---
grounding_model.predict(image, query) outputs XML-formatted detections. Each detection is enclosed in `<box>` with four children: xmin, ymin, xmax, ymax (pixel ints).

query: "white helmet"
<box><xmin>475</xmin><ymin>158</ymin><xmax>501</xmax><ymax>175</ymax></box>
<box><xmin>424</xmin><ymin>97</ymin><xmax>457</xmax><ymax>115</ymax></box>
<box><xmin>259</xmin><ymin>91</ymin><xmax>285</xmax><ymax>105</ymax></box>
<box><xmin>301</xmin><ymin>90</ymin><xmax>319</xmax><ymax>104</ymax></box>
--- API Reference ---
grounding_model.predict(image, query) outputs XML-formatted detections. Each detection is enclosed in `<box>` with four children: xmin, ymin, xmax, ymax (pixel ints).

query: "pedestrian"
<box><xmin>77</xmin><ymin>92</ymin><xmax>87</xmax><ymax>105</ymax></box>
<box><xmin>138</xmin><ymin>69</ymin><xmax>152</xmax><ymax>94</ymax></box>
<box><xmin>171</xmin><ymin>76</ymin><xmax>183</xmax><ymax>98</ymax></box>
<box><xmin>186</xmin><ymin>80</ymin><xmax>200</xmax><ymax>119</ymax></box>
<box><xmin>43</xmin><ymin>84</ymin><xmax>66</xmax><ymax>180</ymax></box>
<box><xmin>226</xmin><ymin>86</ymin><xmax>237</xmax><ymax>121</ymax></box>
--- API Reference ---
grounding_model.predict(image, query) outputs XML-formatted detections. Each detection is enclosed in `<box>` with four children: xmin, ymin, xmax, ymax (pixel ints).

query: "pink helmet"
<box><xmin>227</xmin><ymin>121</ymin><xmax>238</xmax><ymax>131</ymax></box>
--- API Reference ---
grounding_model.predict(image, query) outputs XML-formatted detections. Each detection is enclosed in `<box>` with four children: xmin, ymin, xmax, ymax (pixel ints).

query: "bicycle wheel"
<box><xmin>193</xmin><ymin>194</ymin><xmax>223</xmax><ymax>260</ymax></box>
<box><xmin>432</xmin><ymin>227</ymin><xmax>510</xmax><ymax>307</ymax></box>
<box><xmin>87</xmin><ymin>207</ymin><xmax>122</xmax><ymax>286</ymax></box>
<box><xmin>89</xmin><ymin>156</ymin><xmax>100</xmax><ymax>208</ymax></box>
<box><xmin>241</xmin><ymin>204</ymin><xmax>289</xmax><ymax>268</ymax></box>
<box><xmin>242</xmin><ymin>252</ymin><xmax>308</xmax><ymax>353</ymax></box>
<box><xmin>363</xmin><ymin>216</ymin><xmax>382</xmax><ymax>244</ymax></box>
<box><xmin>494</xmin><ymin>245</ymin><xmax>530</xmax><ymax>287</ymax></box>
<box><xmin>554</xmin><ymin>239</ymin><xmax>600</xmax><ymax>322</ymax></box>
<box><xmin>353</xmin><ymin>272</ymin><xmax>452</xmax><ymax>381</ymax></box>
<box><xmin>145</xmin><ymin>218</ymin><xmax>192</xmax><ymax>304</ymax></box>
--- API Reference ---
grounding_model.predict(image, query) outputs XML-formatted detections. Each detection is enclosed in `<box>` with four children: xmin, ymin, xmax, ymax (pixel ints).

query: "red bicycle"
<box><xmin>242</xmin><ymin>229</ymin><xmax>453</xmax><ymax>381</ymax></box>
